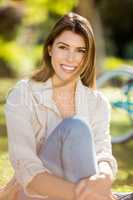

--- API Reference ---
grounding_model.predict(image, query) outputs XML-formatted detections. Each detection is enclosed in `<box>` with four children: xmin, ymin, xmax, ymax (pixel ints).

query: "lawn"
<box><xmin>0</xmin><ymin>78</ymin><xmax>133</xmax><ymax>191</ymax></box>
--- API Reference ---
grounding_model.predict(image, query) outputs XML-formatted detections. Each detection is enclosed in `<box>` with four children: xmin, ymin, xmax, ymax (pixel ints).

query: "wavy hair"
<box><xmin>30</xmin><ymin>12</ymin><xmax>96</xmax><ymax>89</ymax></box>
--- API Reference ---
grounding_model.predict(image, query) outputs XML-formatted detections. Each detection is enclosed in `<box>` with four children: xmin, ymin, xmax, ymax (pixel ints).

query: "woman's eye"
<box><xmin>78</xmin><ymin>49</ymin><xmax>86</xmax><ymax>53</ymax></box>
<box><xmin>58</xmin><ymin>46</ymin><xmax>66</xmax><ymax>49</ymax></box>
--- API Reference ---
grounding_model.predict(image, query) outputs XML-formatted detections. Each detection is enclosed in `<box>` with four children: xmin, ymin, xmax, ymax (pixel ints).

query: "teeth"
<box><xmin>61</xmin><ymin>64</ymin><xmax>76</xmax><ymax>71</ymax></box>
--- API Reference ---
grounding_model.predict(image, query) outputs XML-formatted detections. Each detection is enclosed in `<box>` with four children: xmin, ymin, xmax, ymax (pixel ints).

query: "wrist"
<box><xmin>99</xmin><ymin>172</ymin><xmax>114</xmax><ymax>185</ymax></box>
<box><xmin>98</xmin><ymin>161</ymin><xmax>114</xmax><ymax>181</ymax></box>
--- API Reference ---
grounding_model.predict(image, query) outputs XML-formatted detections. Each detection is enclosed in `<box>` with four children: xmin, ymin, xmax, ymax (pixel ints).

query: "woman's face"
<box><xmin>48</xmin><ymin>30</ymin><xmax>86</xmax><ymax>83</ymax></box>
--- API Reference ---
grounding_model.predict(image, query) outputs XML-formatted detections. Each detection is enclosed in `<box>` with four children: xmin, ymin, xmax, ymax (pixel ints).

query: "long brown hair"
<box><xmin>30</xmin><ymin>12</ymin><xmax>96</xmax><ymax>89</ymax></box>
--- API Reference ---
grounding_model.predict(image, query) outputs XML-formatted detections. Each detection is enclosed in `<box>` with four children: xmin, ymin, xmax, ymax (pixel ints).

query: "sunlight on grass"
<box><xmin>0</xmin><ymin>136</ymin><xmax>14</xmax><ymax>186</ymax></box>
<box><xmin>0</xmin><ymin>78</ymin><xmax>17</xmax><ymax>102</ymax></box>
<box><xmin>0</xmin><ymin>136</ymin><xmax>7</xmax><ymax>152</ymax></box>
<box><xmin>0</xmin><ymin>78</ymin><xmax>17</xmax><ymax>126</ymax></box>
<box><xmin>110</xmin><ymin>108</ymin><xmax>132</xmax><ymax>136</ymax></box>
<box><xmin>0</xmin><ymin>152</ymin><xmax>14</xmax><ymax>186</ymax></box>
<box><xmin>112</xmin><ymin>140</ymin><xmax>133</xmax><ymax>192</ymax></box>
<box><xmin>0</xmin><ymin>104</ymin><xmax>5</xmax><ymax>125</ymax></box>
<box><xmin>113</xmin><ymin>185</ymin><xmax>133</xmax><ymax>192</ymax></box>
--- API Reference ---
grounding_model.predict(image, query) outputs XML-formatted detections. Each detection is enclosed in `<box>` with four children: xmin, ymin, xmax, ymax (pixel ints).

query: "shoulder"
<box><xmin>6</xmin><ymin>78</ymin><xmax>45</xmax><ymax>97</ymax></box>
<box><xmin>6</xmin><ymin>78</ymin><xmax>30</xmax><ymax>98</ymax></box>
<box><xmin>6</xmin><ymin>78</ymin><xmax>52</xmax><ymax>107</ymax></box>
<box><xmin>5</xmin><ymin>78</ymin><xmax>33</xmax><ymax>109</ymax></box>
<box><xmin>83</xmin><ymin>85</ymin><xmax>111</xmax><ymax>111</ymax></box>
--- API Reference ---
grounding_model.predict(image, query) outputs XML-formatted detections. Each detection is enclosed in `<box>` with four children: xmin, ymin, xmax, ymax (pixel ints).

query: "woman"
<box><xmin>1</xmin><ymin>12</ymin><xmax>118</xmax><ymax>200</ymax></box>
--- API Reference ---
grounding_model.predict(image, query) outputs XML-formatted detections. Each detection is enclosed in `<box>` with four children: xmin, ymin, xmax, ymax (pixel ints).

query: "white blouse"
<box><xmin>4</xmin><ymin>78</ymin><xmax>118</xmax><ymax>198</ymax></box>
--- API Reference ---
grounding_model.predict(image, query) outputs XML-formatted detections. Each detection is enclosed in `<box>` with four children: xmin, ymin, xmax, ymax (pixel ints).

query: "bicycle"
<box><xmin>97</xmin><ymin>65</ymin><xmax>133</xmax><ymax>144</ymax></box>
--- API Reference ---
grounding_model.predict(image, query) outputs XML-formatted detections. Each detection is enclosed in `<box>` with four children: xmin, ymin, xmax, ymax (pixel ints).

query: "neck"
<box><xmin>52</xmin><ymin>75</ymin><xmax>77</xmax><ymax>94</ymax></box>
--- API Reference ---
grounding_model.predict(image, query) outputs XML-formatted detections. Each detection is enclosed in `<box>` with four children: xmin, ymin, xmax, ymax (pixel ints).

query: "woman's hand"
<box><xmin>88</xmin><ymin>173</ymin><xmax>113</xmax><ymax>195</ymax></box>
<box><xmin>75</xmin><ymin>173</ymin><xmax>116</xmax><ymax>200</ymax></box>
<box><xmin>0</xmin><ymin>178</ymin><xmax>21</xmax><ymax>200</ymax></box>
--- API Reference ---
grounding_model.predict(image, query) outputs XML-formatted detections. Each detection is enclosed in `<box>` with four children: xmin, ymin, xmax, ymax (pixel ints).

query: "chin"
<box><xmin>53</xmin><ymin>72</ymin><xmax>75</xmax><ymax>84</ymax></box>
<box><xmin>57</xmin><ymin>74</ymin><xmax>72</xmax><ymax>81</ymax></box>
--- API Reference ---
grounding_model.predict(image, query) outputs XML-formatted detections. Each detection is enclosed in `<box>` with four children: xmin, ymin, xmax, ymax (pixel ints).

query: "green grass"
<box><xmin>0</xmin><ymin>134</ymin><xmax>14</xmax><ymax>186</ymax></box>
<box><xmin>0</xmin><ymin>78</ymin><xmax>17</xmax><ymax>103</ymax></box>
<box><xmin>112</xmin><ymin>141</ymin><xmax>133</xmax><ymax>191</ymax></box>
<box><xmin>110</xmin><ymin>108</ymin><xmax>132</xmax><ymax>137</ymax></box>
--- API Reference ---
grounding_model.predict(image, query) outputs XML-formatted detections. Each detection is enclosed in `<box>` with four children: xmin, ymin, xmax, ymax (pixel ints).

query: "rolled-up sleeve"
<box><xmin>92</xmin><ymin>92</ymin><xmax>118</xmax><ymax>178</ymax></box>
<box><xmin>4</xmin><ymin>80</ymin><xmax>51</xmax><ymax>198</ymax></box>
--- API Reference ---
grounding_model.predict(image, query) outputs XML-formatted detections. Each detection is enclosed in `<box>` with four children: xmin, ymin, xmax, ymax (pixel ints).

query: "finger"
<box><xmin>110</xmin><ymin>194</ymin><xmax>118</xmax><ymax>200</ymax></box>
<box><xmin>104</xmin><ymin>194</ymin><xmax>116</xmax><ymax>200</ymax></box>
<box><xmin>92</xmin><ymin>193</ymin><xmax>115</xmax><ymax>200</ymax></box>
<box><xmin>78</xmin><ymin>192</ymin><xmax>109</xmax><ymax>200</ymax></box>
<box><xmin>77</xmin><ymin>187</ymin><xmax>91</xmax><ymax>200</ymax></box>
<box><xmin>0</xmin><ymin>188</ymin><xmax>7</xmax><ymax>199</ymax></box>
<box><xmin>10</xmin><ymin>189</ymin><xmax>19</xmax><ymax>200</ymax></box>
<box><xmin>75</xmin><ymin>180</ymin><xmax>86</xmax><ymax>197</ymax></box>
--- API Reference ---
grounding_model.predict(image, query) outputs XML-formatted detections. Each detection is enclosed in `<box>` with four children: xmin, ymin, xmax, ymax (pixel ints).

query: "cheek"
<box><xmin>76</xmin><ymin>54</ymin><xmax>85</xmax><ymax>65</ymax></box>
<box><xmin>51</xmin><ymin>52</ymin><xmax>62</xmax><ymax>70</ymax></box>
<box><xmin>52</xmin><ymin>50</ymin><xmax>63</xmax><ymax>62</ymax></box>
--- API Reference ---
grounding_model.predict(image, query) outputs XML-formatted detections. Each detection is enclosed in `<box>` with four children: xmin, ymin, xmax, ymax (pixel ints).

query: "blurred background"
<box><xmin>0</xmin><ymin>0</ymin><xmax>133</xmax><ymax>192</ymax></box>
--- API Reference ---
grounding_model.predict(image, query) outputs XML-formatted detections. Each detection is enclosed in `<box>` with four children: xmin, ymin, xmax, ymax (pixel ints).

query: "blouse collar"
<box><xmin>28</xmin><ymin>77</ymin><xmax>91</xmax><ymax>120</ymax></box>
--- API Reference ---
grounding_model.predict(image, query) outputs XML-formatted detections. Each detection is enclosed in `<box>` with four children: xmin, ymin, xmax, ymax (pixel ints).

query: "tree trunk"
<box><xmin>75</xmin><ymin>0</ymin><xmax>105</xmax><ymax>76</ymax></box>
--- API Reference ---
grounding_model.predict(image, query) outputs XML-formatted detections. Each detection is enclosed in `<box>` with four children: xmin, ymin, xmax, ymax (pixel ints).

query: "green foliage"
<box><xmin>97</xmin><ymin>0</ymin><xmax>133</xmax><ymax>59</ymax></box>
<box><xmin>103</xmin><ymin>57</ymin><xmax>125</xmax><ymax>70</ymax></box>
<box><xmin>0</xmin><ymin>79</ymin><xmax>17</xmax><ymax>136</ymax></box>
<box><xmin>0</xmin><ymin>0</ymin><xmax>78</xmax><ymax>77</ymax></box>
<box><xmin>103</xmin><ymin>57</ymin><xmax>133</xmax><ymax>71</ymax></box>
<box><xmin>0</xmin><ymin>78</ymin><xmax>17</xmax><ymax>104</ymax></box>
<box><xmin>125</xmin><ymin>41</ymin><xmax>133</xmax><ymax>59</ymax></box>
<box><xmin>24</xmin><ymin>0</ymin><xmax>48</xmax><ymax>24</ymax></box>
<box><xmin>0</xmin><ymin>0</ymin><xmax>5</xmax><ymax>6</ymax></box>
<box><xmin>0</xmin><ymin>104</ymin><xmax>5</xmax><ymax>126</ymax></box>
<box><xmin>0</xmin><ymin>40</ymin><xmax>43</xmax><ymax>77</ymax></box>
<box><xmin>24</xmin><ymin>0</ymin><xmax>77</xmax><ymax>25</ymax></box>
<box><xmin>46</xmin><ymin>0</ymin><xmax>77</xmax><ymax>15</ymax></box>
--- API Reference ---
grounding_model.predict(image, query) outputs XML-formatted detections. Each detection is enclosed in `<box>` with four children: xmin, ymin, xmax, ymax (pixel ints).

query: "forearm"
<box><xmin>27</xmin><ymin>172</ymin><xmax>76</xmax><ymax>200</ymax></box>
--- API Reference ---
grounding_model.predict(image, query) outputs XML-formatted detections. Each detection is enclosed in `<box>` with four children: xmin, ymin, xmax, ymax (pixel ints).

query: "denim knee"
<box><xmin>60</xmin><ymin>116</ymin><xmax>92</xmax><ymax>142</ymax></box>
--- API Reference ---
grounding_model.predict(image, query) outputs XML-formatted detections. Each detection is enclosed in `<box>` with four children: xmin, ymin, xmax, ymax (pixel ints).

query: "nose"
<box><xmin>66</xmin><ymin>51</ymin><xmax>75</xmax><ymax>63</ymax></box>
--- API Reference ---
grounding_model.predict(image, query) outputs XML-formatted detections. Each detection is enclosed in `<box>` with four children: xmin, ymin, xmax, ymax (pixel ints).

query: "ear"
<box><xmin>48</xmin><ymin>46</ymin><xmax>52</xmax><ymax>56</ymax></box>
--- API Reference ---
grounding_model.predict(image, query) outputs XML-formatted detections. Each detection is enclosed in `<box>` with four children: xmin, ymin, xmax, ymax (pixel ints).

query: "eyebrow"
<box><xmin>56</xmin><ymin>42</ymin><xmax>86</xmax><ymax>49</ymax></box>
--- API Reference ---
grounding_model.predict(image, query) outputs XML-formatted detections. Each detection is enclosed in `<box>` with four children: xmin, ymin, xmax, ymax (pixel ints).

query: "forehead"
<box><xmin>54</xmin><ymin>30</ymin><xmax>86</xmax><ymax>47</ymax></box>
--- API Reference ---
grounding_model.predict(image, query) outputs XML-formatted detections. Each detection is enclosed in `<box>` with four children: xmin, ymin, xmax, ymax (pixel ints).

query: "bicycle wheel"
<box><xmin>126</xmin><ymin>79</ymin><xmax>133</xmax><ymax>123</ymax></box>
<box><xmin>97</xmin><ymin>66</ymin><xmax>133</xmax><ymax>144</ymax></box>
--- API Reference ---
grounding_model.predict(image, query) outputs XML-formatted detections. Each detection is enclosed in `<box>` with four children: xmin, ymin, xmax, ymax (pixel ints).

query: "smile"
<box><xmin>61</xmin><ymin>64</ymin><xmax>77</xmax><ymax>72</ymax></box>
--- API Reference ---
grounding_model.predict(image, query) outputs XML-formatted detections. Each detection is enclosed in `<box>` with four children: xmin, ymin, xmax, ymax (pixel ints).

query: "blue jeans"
<box><xmin>17</xmin><ymin>116</ymin><xmax>133</xmax><ymax>200</ymax></box>
<box><xmin>17</xmin><ymin>116</ymin><xmax>98</xmax><ymax>200</ymax></box>
<box><xmin>39</xmin><ymin>116</ymin><xmax>99</xmax><ymax>183</ymax></box>
<box><xmin>39</xmin><ymin>116</ymin><xmax>133</xmax><ymax>200</ymax></box>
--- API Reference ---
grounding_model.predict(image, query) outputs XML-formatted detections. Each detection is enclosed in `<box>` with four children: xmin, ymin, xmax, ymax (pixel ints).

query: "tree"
<box><xmin>75</xmin><ymin>0</ymin><xmax>105</xmax><ymax>75</ymax></box>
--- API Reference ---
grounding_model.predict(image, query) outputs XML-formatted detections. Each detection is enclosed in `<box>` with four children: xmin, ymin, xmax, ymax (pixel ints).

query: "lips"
<box><xmin>61</xmin><ymin>64</ymin><xmax>77</xmax><ymax>72</ymax></box>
